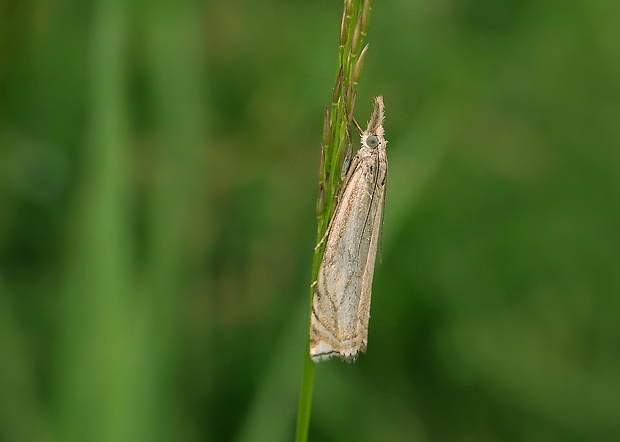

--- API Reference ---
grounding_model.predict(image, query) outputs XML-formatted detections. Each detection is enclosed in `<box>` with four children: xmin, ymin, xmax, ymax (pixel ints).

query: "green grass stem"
<box><xmin>295</xmin><ymin>1</ymin><xmax>374</xmax><ymax>441</ymax></box>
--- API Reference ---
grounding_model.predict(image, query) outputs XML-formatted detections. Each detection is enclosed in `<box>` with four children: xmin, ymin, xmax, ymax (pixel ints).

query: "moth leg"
<box><xmin>340</xmin><ymin>126</ymin><xmax>353</xmax><ymax>181</ymax></box>
<box><xmin>314</xmin><ymin>227</ymin><xmax>330</xmax><ymax>250</ymax></box>
<box><xmin>341</xmin><ymin>90</ymin><xmax>359</xmax><ymax>179</ymax></box>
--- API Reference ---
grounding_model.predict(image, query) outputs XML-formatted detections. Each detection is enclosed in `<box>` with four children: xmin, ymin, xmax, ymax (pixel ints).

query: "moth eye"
<box><xmin>366</xmin><ymin>135</ymin><xmax>379</xmax><ymax>148</ymax></box>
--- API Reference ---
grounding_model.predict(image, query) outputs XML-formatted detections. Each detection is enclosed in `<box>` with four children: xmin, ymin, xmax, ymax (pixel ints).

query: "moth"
<box><xmin>310</xmin><ymin>96</ymin><xmax>388</xmax><ymax>362</ymax></box>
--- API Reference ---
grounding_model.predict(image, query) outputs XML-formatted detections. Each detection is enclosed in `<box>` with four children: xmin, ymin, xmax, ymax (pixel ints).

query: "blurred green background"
<box><xmin>1</xmin><ymin>0</ymin><xmax>619</xmax><ymax>441</ymax></box>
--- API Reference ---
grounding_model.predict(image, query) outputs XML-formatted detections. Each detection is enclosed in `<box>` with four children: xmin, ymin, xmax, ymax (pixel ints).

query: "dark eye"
<box><xmin>366</xmin><ymin>135</ymin><xmax>379</xmax><ymax>148</ymax></box>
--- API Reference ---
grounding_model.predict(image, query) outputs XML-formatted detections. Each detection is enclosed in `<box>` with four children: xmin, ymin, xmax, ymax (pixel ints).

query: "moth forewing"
<box><xmin>357</xmin><ymin>153</ymin><xmax>387</xmax><ymax>351</ymax></box>
<box><xmin>310</xmin><ymin>96</ymin><xmax>387</xmax><ymax>363</ymax></box>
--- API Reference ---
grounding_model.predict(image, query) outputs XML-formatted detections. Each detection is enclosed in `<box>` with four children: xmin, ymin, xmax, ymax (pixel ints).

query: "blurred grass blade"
<box><xmin>138</xmin><ymin>0</ymin><xmax>210</xmax><ymax>439</ymax></box>
<box><xmin>56</xmin><ymin>0</ymin><xmax>134</xmax><ymax>440</ymax></box>
<box><xmin>236</xmin><ymin>302</ymin><xmax>308</xmax><ymax>442</ymax></box>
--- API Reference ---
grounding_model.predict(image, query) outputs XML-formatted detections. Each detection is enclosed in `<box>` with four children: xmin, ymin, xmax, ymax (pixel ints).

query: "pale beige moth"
<box><xmin>310</xmin><ymin>96</ymin><xmax>388</xmax><ymax>362</ymax></box>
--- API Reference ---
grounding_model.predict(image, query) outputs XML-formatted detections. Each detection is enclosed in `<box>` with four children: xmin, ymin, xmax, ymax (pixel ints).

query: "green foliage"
<box><xmin>1</xmin><ymin>0</ymin><xmax>619</xmax><ymax>441</ymax></box>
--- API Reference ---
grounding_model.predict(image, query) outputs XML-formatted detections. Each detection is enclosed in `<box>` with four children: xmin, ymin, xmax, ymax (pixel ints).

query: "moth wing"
<box><xmin>356</xmin><ymin>151</ymin><xmax>387</xmax><ymax>353</ymax></box>
<box><xmin>311</xmin><ymin>150</ymin><xmax>387</xmax><ymax>361</ymax></box>
<box><xmin>311</xmin><ymin>164</ymin><xmax>368</xmax><ymax>360</ymax></box>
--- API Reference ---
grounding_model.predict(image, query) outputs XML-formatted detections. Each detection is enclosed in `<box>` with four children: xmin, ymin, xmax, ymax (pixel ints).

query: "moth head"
<box><xmin>366</xmin><ymin>96</ymin><xmax>385</xmax><ymax>131</ymax></box>
<box><xmin>361</xmin><ymin>96</ymin><xmax>386</xmax><ymax>148</ymax></box>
